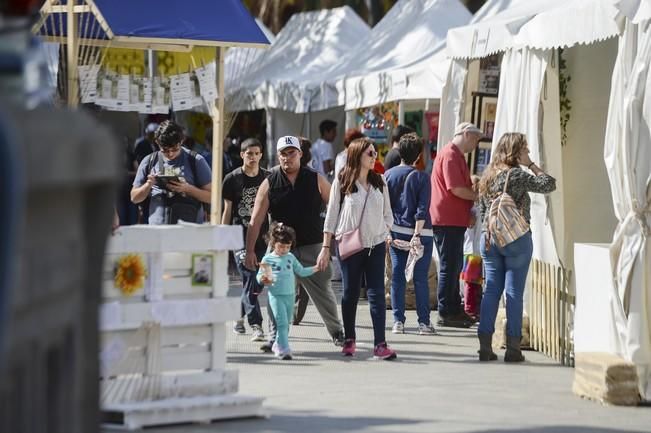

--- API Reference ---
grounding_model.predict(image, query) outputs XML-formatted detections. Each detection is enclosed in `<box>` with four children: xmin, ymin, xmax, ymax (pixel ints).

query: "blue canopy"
<box><xmin>36</xmin><ymin>0</ymin><xmax>270</xmax><ymax>48</ymax></box>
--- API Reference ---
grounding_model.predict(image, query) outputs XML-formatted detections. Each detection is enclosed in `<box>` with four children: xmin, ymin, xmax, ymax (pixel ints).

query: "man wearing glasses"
<box><xmin>245</xmin><ymin>136</ymin><xmax>345</xmax><ymax>351</ymax></box>
<box><xmin>131</xmin><ymin>121</ymin><xmax>212</xmax><ymax>225</ymax></box>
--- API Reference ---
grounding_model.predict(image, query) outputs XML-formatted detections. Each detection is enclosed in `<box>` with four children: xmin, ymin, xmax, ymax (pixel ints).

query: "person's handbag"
<box><xmin>336</xmin><ymin>189</ymin><xmax>370</xmax><ymax>260</ymax></box>
<box><xmin>487</xmin><ymin>169</ymin><xmax>529</xmax><ymax>248</ymax></box>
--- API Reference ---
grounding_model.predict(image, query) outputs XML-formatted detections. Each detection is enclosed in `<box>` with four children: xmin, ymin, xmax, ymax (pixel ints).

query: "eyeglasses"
<box><xmin>160</xmin><ymin>144</ymin><xmax>181</xmax><ymax>155</ymax></box>
<box><xmin>366</xmin><ymin>149</ymin><xmax>378</xmax><ymax>158</ymax></box>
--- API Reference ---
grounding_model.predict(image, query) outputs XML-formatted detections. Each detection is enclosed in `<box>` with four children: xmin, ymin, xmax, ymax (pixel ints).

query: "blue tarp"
<box><xmin>39</xmin><ymin>0</ymin><xmax>270</xmax><ymax>46</ymax></box>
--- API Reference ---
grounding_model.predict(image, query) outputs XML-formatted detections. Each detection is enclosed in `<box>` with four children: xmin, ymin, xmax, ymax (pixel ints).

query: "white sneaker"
<box><xmin>392</xmin><ymin>321</ymin><xmax>405</xmax><ymax>334</ymax></box>
<box><xmin>250</xmin><ymin>325</ymin><xmax>265</xmax><ymax>342</ymax></box>
<box><xmin>418</xmin><ymin>322</ymin><xmax>438</xmax><ymax>335</ymax></box>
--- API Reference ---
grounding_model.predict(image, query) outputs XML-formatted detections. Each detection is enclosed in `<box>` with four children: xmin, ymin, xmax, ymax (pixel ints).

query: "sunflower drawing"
<box><xmin>114</xmin><ymin>254</ymin><xmax>147</xmax><ymax>296</ymax></box>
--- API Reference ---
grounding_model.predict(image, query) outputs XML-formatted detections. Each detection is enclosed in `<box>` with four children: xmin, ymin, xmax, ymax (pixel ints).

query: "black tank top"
<box><xmin>267</xmin><ymin>166</ymin><xmax>324</xmax><ymax>247</ymax></box>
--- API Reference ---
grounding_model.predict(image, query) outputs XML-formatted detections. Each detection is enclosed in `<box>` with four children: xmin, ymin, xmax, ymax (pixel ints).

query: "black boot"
<box><xmin>478</xmin><ymin>333</ymin><xmax>498</xmax><ymax>361</ymax></box>
<box><xmin>504</xmin><ymin>335</ymin><xmax>525</xmax><ymax>362</ymax></box>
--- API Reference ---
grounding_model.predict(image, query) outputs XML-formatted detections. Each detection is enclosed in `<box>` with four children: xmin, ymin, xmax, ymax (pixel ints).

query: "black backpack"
<box><xmin>145</xmin><ymin>150</ymin><xmax>209</xmax><ymax>224</ymax></box>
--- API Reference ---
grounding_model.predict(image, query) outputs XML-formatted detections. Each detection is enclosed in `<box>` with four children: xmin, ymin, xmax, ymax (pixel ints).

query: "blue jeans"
<box><xmin>389</xmin><ymin>232</ymin><xmax>434</xmax><ymax>325</ymax></box>
<box><xmin>433</xmin><ymin>226</ymin><xmax>466</xmax><ymax>317</ymax></box>
<box><xmin>478</xmin><ymin>231</ymin><xmax>533</xmax><ymax>337</ymax></box>
<box><xmin>340</xmin><ymin>242</ymin><xmax>387</xmax><ymax>346</ymax></box>
<box><xmin>234</xmin><ymin>249</ymin><xmax>264</xmax><ymax>327</ymax></box>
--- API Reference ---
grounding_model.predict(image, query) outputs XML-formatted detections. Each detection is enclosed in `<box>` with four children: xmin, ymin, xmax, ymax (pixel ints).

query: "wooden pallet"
<box><xmin>102</xmin><ymin>394</ymin><xmax>266</xmax><ymax>430</ymax></box>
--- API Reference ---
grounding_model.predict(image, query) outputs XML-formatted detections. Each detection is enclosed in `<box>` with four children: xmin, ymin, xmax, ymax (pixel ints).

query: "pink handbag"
<box><xmin>336</xmin><ymin>189</ymin><xmax>369</xmax><ymax>261</ymax></box>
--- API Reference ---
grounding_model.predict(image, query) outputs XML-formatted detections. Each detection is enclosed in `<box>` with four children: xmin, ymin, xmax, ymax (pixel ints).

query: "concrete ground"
<box><xmin>139</xmin><ymin>280</ymin><xmax>651</xmax><ymax>433</ymax></box>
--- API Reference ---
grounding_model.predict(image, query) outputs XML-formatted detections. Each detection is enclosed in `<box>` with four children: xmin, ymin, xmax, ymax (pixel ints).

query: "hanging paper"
<box><xmin>195</xmin><ymin>62</ymin><xmax>218</xmax><ymax>103</ymax></box>
<box><xmin>151</xmin><ymin>76</ymin><xmax>170</xmax><ymax>114</ymax></box>
<box><xmin>170</xmin><ymin>72</ymin><xmax>204</xmax><ymax>111</ymax></box>
<box><xmin>78</xmin><ymin>65</ymin><xmax>99</xmax><ymax>103</ymax></box>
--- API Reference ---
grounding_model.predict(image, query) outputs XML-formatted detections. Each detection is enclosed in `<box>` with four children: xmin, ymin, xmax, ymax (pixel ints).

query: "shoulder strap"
<box><xmin>502</xmin><ymin>169</ymin><xmax>513</xmax><ymax>194</ymax></box>
<box><xmin>189</xmin><ymin>150</ymin><xmax>198</xmax><ymax>180</ymax></box>
<box><xmin>358</xmin><ymin>187</ymin><xmax>371</xmax><ymax>225</ymax></box>
<box><xmin>147</xmin><ymin>151</ymin><xmax>159</xmax><ymax>174</ymax></box>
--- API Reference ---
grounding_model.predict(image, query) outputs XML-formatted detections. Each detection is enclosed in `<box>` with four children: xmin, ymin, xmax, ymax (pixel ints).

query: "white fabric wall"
<box><xmin>604</xmin><ymin>17</ymin><xmax>651</xmax><ymax>400</ymax></box>
<box><xmin>493</xmin><ymin>48</ymin><xmax>559</xmax><ymax>266</ymax></box>
<box><xmin>562</xmin><ymin>41</ymin><xmax>619</xmax><ymax>270</ymax></box>
<box><xmin>437</xmin><ymin>58</ymin><xmax>468</xmax><ymax>151</ymax></box>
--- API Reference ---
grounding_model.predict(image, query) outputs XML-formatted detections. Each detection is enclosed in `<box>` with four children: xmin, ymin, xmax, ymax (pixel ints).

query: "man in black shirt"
<box><xmin>245</xmin><ymin>136</ymin><xmax>345</xmax><ymax>352</ymax></box>
<box><xmin>383</xmin><ymin>125</ymin><xmax>415</xmax><ymax>171</ymax></box>
<box><xmin>222</xmin><ymin>138</ymin><xmax>268</xmax><ymax>342</ymax></box>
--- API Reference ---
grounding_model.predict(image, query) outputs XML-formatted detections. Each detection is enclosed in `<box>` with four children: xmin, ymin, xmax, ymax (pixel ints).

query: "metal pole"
<box><xmin>67</xmin><ymin>0</ymin><xmax>79</xmax><ymax>107</ymax></box>
<box><xmin>210</xmin><ymin>47</ymin><xmax>226</xmax><ymax>224</ymax></box>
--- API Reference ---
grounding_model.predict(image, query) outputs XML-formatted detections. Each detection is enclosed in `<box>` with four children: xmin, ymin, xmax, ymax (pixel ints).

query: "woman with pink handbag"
<box><xmin>323</xmin><ymin>138</ymin><xmax>396</xmax><ymax>360</ymax></box>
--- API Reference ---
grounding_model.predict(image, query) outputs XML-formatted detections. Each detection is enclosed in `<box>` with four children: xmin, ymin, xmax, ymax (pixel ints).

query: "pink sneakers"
<box><xmin>341</xmin><ymin>339</ymin><xmax>356</xmax><ymax>356</ymax></box>
<box><xmin>373</xmin><ymin>342</ymin><xmax>397</xmax><ymax>360</ymax></box>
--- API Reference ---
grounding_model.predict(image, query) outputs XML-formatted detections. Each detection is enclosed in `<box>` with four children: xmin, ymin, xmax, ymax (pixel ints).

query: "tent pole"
<box><xmin>398</xmin><ymin>101</ymin><xmax>405</xmax><ymax>124</ymax></box>
<box><xmin>67</xmin><ymin>0</ymin><xmax>79</xmax><ymax>107</ymax></box>
<box><xmin>210</xmin><ymin>46</ymin><xmax>226</xmax><ymax>224</ymax></box>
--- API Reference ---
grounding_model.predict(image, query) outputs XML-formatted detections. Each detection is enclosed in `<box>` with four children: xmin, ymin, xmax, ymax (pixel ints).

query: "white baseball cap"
<box><xmin>145</xmin><ymin>122</ymin><xmax>159</xmax><ymax>133</ymax></box>
<box><xmin>277</xmin><ymin>135</ymin><xmax>301</xmax><ymax>152</ymax></box>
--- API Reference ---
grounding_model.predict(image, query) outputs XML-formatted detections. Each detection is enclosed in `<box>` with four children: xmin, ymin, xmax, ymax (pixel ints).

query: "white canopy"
<box><xmin>446</xmin><ymin>0</ymin><xmax>622</xmax><ymax>59</ymax></box>
<box><xmin>228</xmin><ymin>6</ymin><xmax>370</xmax><ymax>113</ymax></box>
<box><xmin>225</xmin><ymin>19</ymin><xmax>275</xmax><ymax>94</ymax></box>
<box><xmin>337</xmin><ymin>0</ymin><xmax>471</xmax><ymax>110</ymax></box>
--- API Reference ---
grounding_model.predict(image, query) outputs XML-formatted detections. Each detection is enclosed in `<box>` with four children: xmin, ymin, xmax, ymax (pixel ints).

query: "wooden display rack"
<box><xmin>99</xmin><ymin>225</ymin><xmax>264</xmax><ymax>430</ymax></box>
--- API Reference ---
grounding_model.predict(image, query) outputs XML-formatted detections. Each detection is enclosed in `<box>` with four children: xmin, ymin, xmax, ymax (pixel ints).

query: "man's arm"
<box><xmin>317</xmin><ymin>174</ymin><xmax>331</xmax><ymax>205</ymax></box>
<box><xmin>221</xmin><ymin>199</ymin><xmax>233</xmax><ymax>225</ymax></box>
<box><xmin>244</xmin><ymin>179</ymin><xmax>270</xmax><ymax>270</ymax></box>
<box><xmin>450</xmin><ymin>186</ymin><xmax>477</xmax><ymax>201</ymax></box>
<box><xmin>131</xmin><ymin>176</ymin><xmax>155</xmax><ymax>204</ymax></box>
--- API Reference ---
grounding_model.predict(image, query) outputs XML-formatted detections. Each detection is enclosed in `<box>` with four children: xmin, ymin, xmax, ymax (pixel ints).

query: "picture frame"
<box><xmin>191</xmin><ymin>254</ymin><xmax>213</xmax><ymax>287</ymax></box>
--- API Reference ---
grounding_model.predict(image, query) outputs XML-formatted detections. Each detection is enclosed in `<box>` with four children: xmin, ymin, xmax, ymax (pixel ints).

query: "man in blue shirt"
<box><xmin>131</xmin><ymin>121</ymin><xmax>212</xmax><ymax>224</ymax></box>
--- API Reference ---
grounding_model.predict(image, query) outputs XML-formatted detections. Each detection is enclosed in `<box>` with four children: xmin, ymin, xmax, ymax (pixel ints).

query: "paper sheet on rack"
<box><xmin>170</xmin><ymin>73</ymin><xmax>204</xmax><ymax>111</ymax></box>
<box><xmin>78</xmin><ymin>65</ymin><xmax>99</xmax><ymax>103</ymax></box>
<box><xmin>195</xmin><ymin>62</ymin><xmax>218</xmax><ymax>103</ymax></box>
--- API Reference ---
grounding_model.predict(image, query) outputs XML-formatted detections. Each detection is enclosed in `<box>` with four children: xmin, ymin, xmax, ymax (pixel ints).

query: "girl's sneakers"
<box><xmin>373</xmin><ymin>342</ymin><xmax>397</xmax><ymax>360</ymax></box>
<box><xmin>341</xmin><ymin>339</ymin><xmax>356</xmax><ymax>356</ymax></box>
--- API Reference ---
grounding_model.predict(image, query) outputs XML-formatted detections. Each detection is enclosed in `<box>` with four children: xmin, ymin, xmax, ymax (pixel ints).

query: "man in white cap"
<box><xmin>430</xmin><ymin>122</ymin><xmax>482</xmax><ymax>328</ymax></box>
<box><xmin>245</xmin><ymin>136</ymin><xmax>345</xmax><ymax>351</ymax></box>
<box><xmin>134</xmin><ymin>122</ymin><xmax>159</xmax><ymax>164</ymax></box>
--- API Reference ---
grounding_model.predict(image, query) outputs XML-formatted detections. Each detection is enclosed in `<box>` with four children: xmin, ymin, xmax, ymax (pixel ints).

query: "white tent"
<box><xmin>603</xmin><ymin>0</ymin><xmax>651</xmax><ymax>400</ymax></box>
<box><xmin>227</xmin><ymin>7</ymin><xmax>370</xmax><ymax>161</ymax></box>
<box><xmin>334</xmin><ymin>0</ymin><xmax>471</xmax><ymax>111</ymax></box>
<box><xmin>442</xmin><ymin>0</ymin><xmax>651</xmax><ymax>400</ymax></box>
<box><xmin>225</xmin><ymin>19</ymin><xmax>276</xmax><ymax>94</ymax></box>
<box><xmin>229</xmin><ymin>7</ymin><xmax>370</xmax><ymax>113</ymax></box>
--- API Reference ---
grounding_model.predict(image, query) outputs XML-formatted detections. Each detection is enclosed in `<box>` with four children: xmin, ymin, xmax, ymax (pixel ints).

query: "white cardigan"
<box><xmin>324</xmin><ymin>177</ymin><xmax>394</xmax><ymax>248</ymax></box>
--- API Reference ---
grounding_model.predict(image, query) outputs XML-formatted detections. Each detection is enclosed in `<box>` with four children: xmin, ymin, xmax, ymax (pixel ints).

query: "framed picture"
<box><xmin>191</xmin><ymin>254</ymin><xmax>213</xmax><ymax>287</ymax></box>
<box><xmin>474</xmin><ymin>144</ymin><xmax>493</xmax><ymax>176</ymax></box>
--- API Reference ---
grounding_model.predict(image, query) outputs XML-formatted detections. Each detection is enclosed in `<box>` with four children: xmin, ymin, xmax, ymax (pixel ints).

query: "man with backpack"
<box><xmin>131</xmin><ymin>121</ymin><xmax>212</xmax><ymax>224</ymax></box>
<box><xmin>430</xmin><ymin>122</ymin><xmax>481</xmax><ymax>328</ymax></box>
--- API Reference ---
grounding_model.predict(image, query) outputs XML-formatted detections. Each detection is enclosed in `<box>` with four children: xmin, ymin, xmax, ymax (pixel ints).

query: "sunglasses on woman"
<box><xmin>366</xmin><ymin>148</ymin><xmax>378</xmax><ymax>158</ymax></box>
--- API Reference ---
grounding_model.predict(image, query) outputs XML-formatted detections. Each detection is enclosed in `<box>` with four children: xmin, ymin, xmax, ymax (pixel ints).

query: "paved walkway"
<box><xmin>147</xmin><ymin>280</ymin><xmax>651</xmax><ymax>433</ymax></box>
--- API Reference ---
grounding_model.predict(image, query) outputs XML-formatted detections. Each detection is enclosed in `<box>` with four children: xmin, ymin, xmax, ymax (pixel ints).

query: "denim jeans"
<box><xmin>478</xmin><ymin>231</ymin><xmax>533</xmax><ymax>337</ymax></box>
<box><xmin>339</xmin><ymin>242</ymin><xmax>387</xmax><ymax>346</ymax></box>
<box><xmin>389</xmin><ymin>231</ymin><xmax>434</xmax><ymax>325</ymax></box>
<box><xmin>433</xmin><ymin>226</ymin><xmax>466</xmax><ymax>317</ymax></box>
<box><xmin>234</xmin><ymin>249</ymin><xmax>264</xmax><ymax>327</ymax></box>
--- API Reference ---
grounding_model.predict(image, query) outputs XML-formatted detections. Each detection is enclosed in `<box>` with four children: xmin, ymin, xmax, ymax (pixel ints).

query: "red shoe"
<box><xmin>373</xmin><ymin>342</ymin><xmax>397</xmax><ymax>360</ymax></box>
<box><xmin>341</xmin><ymin>338</ymin><xmax>356</xmax><ymax>356</ymax></box>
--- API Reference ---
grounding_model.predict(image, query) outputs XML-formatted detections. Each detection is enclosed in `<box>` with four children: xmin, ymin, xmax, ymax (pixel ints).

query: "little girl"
<box><xmin>256</xmin><ymin>223</ymin><xmax>317</xmax><ymax>360</ymax></box>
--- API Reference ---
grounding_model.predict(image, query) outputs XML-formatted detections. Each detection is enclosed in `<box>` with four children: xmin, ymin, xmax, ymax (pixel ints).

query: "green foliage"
<box><xmin>558</xmin><ymin>48</ymin><xmax>572</xmax><ymax>147</ymax></box>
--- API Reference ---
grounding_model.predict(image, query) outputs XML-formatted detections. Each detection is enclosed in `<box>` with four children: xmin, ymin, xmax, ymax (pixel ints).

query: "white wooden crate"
<box><xmin>100</xmin><ymin>225</ymin><xmax>263</xmax><ymax>430</ymax></box>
